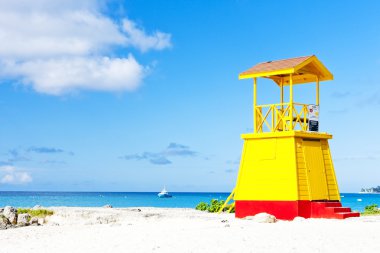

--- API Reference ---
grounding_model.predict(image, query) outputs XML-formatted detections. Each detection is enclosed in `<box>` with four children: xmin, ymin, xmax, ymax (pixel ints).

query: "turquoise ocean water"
<box><xmin>0</xmin><ymin>192</ymin><xmax>379</xmax><ymax>212</ymax></box>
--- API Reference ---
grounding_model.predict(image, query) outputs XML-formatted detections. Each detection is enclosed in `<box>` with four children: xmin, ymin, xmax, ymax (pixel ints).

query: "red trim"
<box><xmin>235</xmin><ymin>200</ymin><xmax>303</xmax><ymax>220</ymax></box>
<box><xmin>235</xmin><ymin>200</ymin><xmax>359</xmax><ymax>220</ymax></box>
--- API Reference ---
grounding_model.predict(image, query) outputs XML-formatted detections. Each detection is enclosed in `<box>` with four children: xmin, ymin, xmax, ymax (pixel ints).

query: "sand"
<box><xmin>0</xmin><ymin>207</ymin><xmax>380</xmax><ymax>252</ymax></box>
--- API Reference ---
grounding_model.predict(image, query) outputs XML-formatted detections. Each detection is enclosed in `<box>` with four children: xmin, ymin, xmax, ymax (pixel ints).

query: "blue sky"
<box><xmin>0</xmin><ymin>0</ymin><xmax>379</xmax><ymax>192</ymax></box>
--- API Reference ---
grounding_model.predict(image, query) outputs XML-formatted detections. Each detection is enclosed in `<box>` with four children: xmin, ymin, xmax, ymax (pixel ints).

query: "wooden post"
<box><xmin>289</xmin><ymin>74</ymin><xmax>293</xmax><ymax>131</ymax></box>
<box><xmin>316</xmin><ymin>76</ymin><xmax>320</xmax><ymax>106</ymax></box>
<box><xmin>280</xmin><ymin>79</ymin><xmax>284</xmax><ymax>108</ymax></box>
<box><xmin>280</xmin><ymin>79</ymin><xmax>284</xmax><ymax>131</ymax></box>
<box><xmin>253</xmin><ymin>77</ymin><xmax>257</xmax><ymax>133</ymax></box>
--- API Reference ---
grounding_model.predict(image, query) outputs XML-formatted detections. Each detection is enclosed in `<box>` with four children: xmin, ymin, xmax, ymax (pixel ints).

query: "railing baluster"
<box><xmin>271</xmin><ymin>105</ymin><xmax>274</xmax><ymax>132</ymax></box>
<box><xmin>253</xmin><ymin>102</ymin><xmax>309</xmax><ymax>133</ymax></box>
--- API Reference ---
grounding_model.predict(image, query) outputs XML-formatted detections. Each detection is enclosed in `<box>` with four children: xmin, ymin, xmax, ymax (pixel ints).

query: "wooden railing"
<box><xmin>255</xmin><ymin>102</ymin><xmax>309</xmax><ymax>133</ymax></box>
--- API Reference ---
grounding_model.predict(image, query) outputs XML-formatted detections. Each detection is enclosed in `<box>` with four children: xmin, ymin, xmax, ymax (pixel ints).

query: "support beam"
<box><xmin>280</xmin><ymin>79</ymin><xmax>284</xmax><ymax>106</ymax></box>
<box><xmin>280</xmin><ymin>79</ymin><xmax>284</xmax><ymax>131</ymax></box>
<box><xmin>289</xmin><ymin>74</ymin><xmax>293</xmax><ymax>131</ymax></box>
<box><xmin>316</xmin><ymin>76</ymin><xmax>320</xmax><ymax>106</ymax></box>
<box><xmin>253</xmin><ymin>78</ymin><xmax>257</xmax><ymax>133</ymax></box>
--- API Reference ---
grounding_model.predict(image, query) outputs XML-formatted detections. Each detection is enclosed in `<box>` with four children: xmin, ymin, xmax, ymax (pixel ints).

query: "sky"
<box><xmin>0</xmin><ymin>0</ymin><xmax>379</xmax><ymax>192</ymax></box>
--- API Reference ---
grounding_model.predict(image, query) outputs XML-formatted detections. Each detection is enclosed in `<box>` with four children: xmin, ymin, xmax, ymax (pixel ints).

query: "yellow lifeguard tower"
<box><xmin>225</xmin><ymin>55</ymin><xmax>359</xmax><ymax>220</ymax></box>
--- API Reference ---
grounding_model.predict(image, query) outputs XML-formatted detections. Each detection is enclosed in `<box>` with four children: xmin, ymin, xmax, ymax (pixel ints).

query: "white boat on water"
<box><xmin>158</xmin><ymin>187</ymin><xmax>172</xmax><ymax>198</ymax></box>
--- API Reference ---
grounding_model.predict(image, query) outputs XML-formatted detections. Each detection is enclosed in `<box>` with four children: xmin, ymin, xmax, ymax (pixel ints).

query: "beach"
<box><xmin>1</xmin><ymin>207</ymin><xmax>380</xmax><ymax>253</ymax></box>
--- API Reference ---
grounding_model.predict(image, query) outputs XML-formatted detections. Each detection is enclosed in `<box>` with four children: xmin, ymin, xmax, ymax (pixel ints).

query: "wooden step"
<box><xmin>327</xmin><ymin>207</ymin><xmax>351</xmax><ymax>213</ymax></box>
<box><xmin>312</xmin><ymin>201</ymin><xmax>342</xmax><ymax>207</ymax></box>
<box><xmin>310</xmin><ymin>202</ymin><xmax>359</xmax><ymax>219</ymax></box>
<box><xmin>323</xmin><ymin>202</ymin><xmax>342</xmax><ymax>208</ymax></box>
<box><xmin>334</xmin><ymin>212</ymin><xmax>360</xmax><ymax>219</ymax></box>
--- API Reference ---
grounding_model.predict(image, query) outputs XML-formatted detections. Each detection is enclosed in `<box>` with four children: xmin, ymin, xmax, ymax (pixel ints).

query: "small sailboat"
<box><xmin>158</xmin><ymin>186</ymin><xmax>172</xmax><ymax>198</ymax></box>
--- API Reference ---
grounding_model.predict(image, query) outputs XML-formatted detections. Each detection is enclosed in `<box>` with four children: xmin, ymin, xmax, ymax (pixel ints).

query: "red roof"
<box><xmin>240</xmin><ymin>55</ymin><xmax>313</xmax><ymax>76</ymax></box>
<box><xmin>239</xmin><ymin>55</ymin><xmax>333</xmax><ymax>85</ymax></box>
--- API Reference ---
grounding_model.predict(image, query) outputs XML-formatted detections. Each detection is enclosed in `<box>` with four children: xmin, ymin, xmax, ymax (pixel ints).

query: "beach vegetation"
<box><xmin>195</xmin><ymin>202</ymin><xmax>209</xmax><ymax>211</ymax></box>
<box><xmin>17</xmin><ymin>208</ymin><xmax>54</xmax><ymax>218</ymax></box>
<box><xmin>195</xmin><ymin>199</ymin><xmax>228</xmax><ymax>213</ymax></box>
<box><xmin>208</xmin><ymin>199</ymin><xmax>225</xmax><ymax>212</ymax></box>
<box><xmin>361</xmin><ymin>204</ymin><xmax>380</xmax><ymax>216</ymax></box>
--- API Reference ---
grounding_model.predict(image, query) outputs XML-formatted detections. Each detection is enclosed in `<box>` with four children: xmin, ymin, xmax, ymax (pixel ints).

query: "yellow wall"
<box><xmin>234</xmin><ymin>131</ymin><xmax>340</xmax><ymax>201</ymax></box>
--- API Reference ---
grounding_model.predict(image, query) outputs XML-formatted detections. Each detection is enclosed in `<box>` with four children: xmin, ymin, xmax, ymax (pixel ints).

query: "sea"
<box><xmin>0</xmin><ymin>192</ymin><xmax>379</xmax><ymax>212</ymax></box>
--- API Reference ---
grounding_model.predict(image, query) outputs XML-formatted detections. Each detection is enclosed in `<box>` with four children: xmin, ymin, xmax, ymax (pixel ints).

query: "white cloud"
<box><xmin>1</xmin><ymin>174</ymin><xmax>14</xmax><ymax>184</ymax></box>
<box><xmin>2</xmin><ymin>55</ymin><xmax>144</xmax><ymax>95</ymax></box>
<box><xmin>0</xmin><ymin>11</ymin><xmax>125</xmax><ymax>60</ymax></box>
<box><xmin>123</xmin><ymin>19</ymin><xmax>172</xmax><ymax>52</ymax></box>
<box><xmin>0</xmin><ymin>0</ymin><xmax>171</xmax><ymax>95</ymax></box>
<box><xmin>0</xmin><ymin>165</ymin><xmax>15</xmax><ymax>173</ymax></box>
<box><xmin>18</xmin><ymin>172</ymin><xmax>33</xmax><ymax>183</ymax></box>
<box><xmin>0</xmin><ymin>165</ymin><xmax>32</xmax><ymax>184</ymax></box>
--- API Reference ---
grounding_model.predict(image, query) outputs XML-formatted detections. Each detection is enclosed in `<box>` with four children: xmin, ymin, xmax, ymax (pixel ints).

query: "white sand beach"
<box><xmin>1</xmin><ymin>207</ymin><xmax>380</xmax><ymax>253</ymax></box>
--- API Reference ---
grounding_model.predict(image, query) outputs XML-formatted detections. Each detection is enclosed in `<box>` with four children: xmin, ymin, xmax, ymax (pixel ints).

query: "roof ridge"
<box><xmin>256</xmin><ymin>55</ymin><xmax>314</xmax><ymax>65</ymax></box>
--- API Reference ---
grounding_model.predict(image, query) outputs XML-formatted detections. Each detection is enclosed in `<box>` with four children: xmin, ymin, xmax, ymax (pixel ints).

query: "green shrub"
<box><xmin>208</xmin><ymin>199</ymin><xmax>225</xmax><ymax>213</ymax></box>
<box><xmin>17</xmin><ymin>208</ymin><xmax>54</xmax><ymax>218</ymax></box>
<box><xmin>361</xmin><ymin>204</ymin><xmax>380</xmax><ymax>216</ymax></box>
<box><xmin>195</xmin><ymin>199</ymin><xmax>226</xmax><ymax>213</ymax></box>
<box><xmin>195</xmin><ymin>202</ymin><xmax>209</xmax><ymax>211</ymax></box>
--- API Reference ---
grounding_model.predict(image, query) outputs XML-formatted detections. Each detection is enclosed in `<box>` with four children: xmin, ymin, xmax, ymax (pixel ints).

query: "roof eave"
<box><xmin>238</xmin><ymin>68</ymin><xmax>295</xmax><ymax>80</ymax></box>
<box><xmin>294</xmin><ymin>55</ymin><xmax>334</xmax><ymax>81</ymax></box>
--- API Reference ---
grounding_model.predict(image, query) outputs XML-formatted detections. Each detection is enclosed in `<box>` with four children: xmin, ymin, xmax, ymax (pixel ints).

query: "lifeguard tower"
<box><xmin>223</xmin><ymin>55</ymin><xmax>359</xmax><ymax>220</ymax></box>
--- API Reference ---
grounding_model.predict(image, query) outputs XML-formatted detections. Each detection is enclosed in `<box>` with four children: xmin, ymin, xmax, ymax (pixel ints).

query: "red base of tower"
<box><xmin>235</xmin><ymin>200</ymin><xmax>360</xmax><ymax>220</ymax></box>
